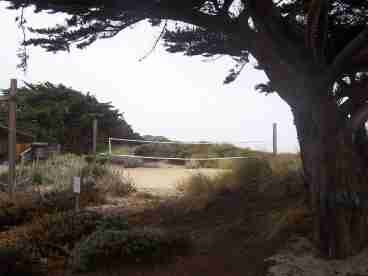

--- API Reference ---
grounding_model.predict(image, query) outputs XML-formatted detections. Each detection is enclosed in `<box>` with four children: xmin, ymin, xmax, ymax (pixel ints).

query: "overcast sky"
<box><xmin>0</xmin><ymin>3</ymin><xmax>299</xmax><ymax>153</ymax></box>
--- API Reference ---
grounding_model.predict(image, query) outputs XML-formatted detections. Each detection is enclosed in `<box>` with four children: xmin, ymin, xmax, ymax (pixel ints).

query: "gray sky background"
<box><xmin>0</xmin><ymin>3</ymin><xmax>299</xmax><ymax>153</ymax></box>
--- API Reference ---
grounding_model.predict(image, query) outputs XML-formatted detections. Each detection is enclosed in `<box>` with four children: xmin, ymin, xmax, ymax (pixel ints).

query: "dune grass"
<box><xmin>179</xmin><ymin>154</ymin><xmax>303</xmax><ymax>202</ymax></box>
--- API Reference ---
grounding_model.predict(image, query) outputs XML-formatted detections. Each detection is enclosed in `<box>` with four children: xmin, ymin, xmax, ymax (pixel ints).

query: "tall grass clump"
<box><xmin>0</xmin><ymin>154</ymin><xmax>86</xmax><ymax>193</ymax></box>
<box><xmin>0</xmin><ymin>154</ymin><xmax>136</xmax><ymax>197</ymax></box>
<box><xmin>179</xmin><ymin>154</ymin><xmax>304</xmax><ymax>203</ymax></box>
<box><xmin>0</xmin><ymin>154</ymin><xmax>137</xmax><ymax>230</ymax></box>
<box><xmin>97</xmin><ymin>166</ymin><xmax>136</xmax><ymax>196</ymax></box>
<box><xmin>232</xmin><ymin>158</ymin><xmax>272</xmax><ymax>184</ymax></box>
<box><xmin>178</xmin><ymin>173</ymin><xmax>217</xmax><ymax>197</ymax></box>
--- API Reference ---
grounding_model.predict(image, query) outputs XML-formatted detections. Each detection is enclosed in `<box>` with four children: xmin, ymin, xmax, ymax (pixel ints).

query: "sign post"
<box><xmin>73</xmin><ymin>176</ymin><xmax>81</xmax><ymax>212</ymax></box>
<box><xmin>92</xmin><ymin>118</ymin><xmax>98</xmax><ymax>155</ymax></box>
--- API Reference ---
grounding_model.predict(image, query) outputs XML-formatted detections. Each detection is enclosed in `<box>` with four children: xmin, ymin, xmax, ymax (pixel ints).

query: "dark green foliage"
<box><xmin>0</xmin><ymin>246</ymin><xmax>46</xmax><ymax>276</ymax></box>
<box><xmin>73</xmin><ymin>226</ymin><xmax>192</xmax><ymax>272</ymax></box>
<box><xmin>41</xmin><ymin>186</ymin><xmax>103</xmax><ymax>211</ymax></box>
<box><xmin>32</xmin><ymin>171</ymin><xmax>45</xmax><ymax>186</ymax></box>
<box><xmin>21</xmin><ymin>211</ymin><xmax>103</xmax><ymax>258</ymax></box>
<box><xmin>0</xmin><ymin>211</ymin><xmax>103</xmax><ymax>274</ymax></box>
<box><xmin>95</xmin><ymin>215</ymin><xmax>129</xmax><ymax>232</ymax></box>
<box><xmin>44</xmin><ymin>211</ymin><xmax>102</xmax><ymax>248</ymax></box>
<box><xmin>1</xmin><ymin>83</ymin><xmax>140</xmax><ymax>154</ymax></box>
<box><xmin>0</xmin><ymin>189</ymin><xmax>103</xmax><ymax>230</ymax></box>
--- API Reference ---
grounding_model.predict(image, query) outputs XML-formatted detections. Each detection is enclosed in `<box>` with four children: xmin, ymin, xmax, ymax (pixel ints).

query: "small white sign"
<box><xmin>73</xmin><ymin>177</ymin><xmax>81</xmax><ymax>194</ymax></box>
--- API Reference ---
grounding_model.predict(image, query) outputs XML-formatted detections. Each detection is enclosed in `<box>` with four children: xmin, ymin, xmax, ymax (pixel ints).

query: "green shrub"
<box><xmin>0</xmin><ymin>184</ymin><xmax>106</xmax><ymax>231</ymax></box>
<box><xmin>95</xmin><ymin>215</ymin><xmax>129</xmax><ymax>232</ymax></box>
<box><xmin>21</xmin><ymin>211</ymin><xmax>103</xmax><ymax>257</ymax></box>
<box><xmin>73</xmin><ymin>227</ymin><xmax>192</xmax><ymax>272</ymax></box>
<box><xmin>0</xmin><ymin>246</ymin><xmax>45</xmax><ymax>276</ymax></box>
<box><xmin>32</xmin><ymin>171</ymin><xmax>44</xmax><ymax>186</ymax></box>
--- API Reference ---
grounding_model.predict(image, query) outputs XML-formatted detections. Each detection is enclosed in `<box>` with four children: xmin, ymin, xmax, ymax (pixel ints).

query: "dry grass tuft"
<box><xmin>97</xmin><ymin>166</ymin><xmax>136</xmax><ymax>197</ymax></box>
<box><xmin>178</xmin><ymin>154</ymin><xmax>304</xmax><ymax>210</ymax></box>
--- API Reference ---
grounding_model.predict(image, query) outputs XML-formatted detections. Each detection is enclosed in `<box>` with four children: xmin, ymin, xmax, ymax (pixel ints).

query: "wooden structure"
<box><xmin>19</xmin><ymin>143</ymin><xmax>61</xmax><ymax>162</ymax></box>
<box><xmin>30</xmin><ymin>142</ymin><xmax>50</xmax><ymax>160</ymax></box>
<box><xmin>0</xmin><ymin>124</ymin><xmax>34</xmax><ymax>161</ymax></box>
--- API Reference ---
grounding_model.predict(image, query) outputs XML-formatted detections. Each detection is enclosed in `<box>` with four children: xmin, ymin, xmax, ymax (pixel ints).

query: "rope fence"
<box><xmin>102</xmin><ymin>153</ymin><xmax>257</xmax><ymax>161</ymax></box>
<box><xmin>106</xmin><ymin>136</ymin><xmax>269</xmax><ymax>161</ymax></box>
<box><xmin>108</xmin><ymin>137</ymin><xmax>265</xmax><ymax>145</ymax></box>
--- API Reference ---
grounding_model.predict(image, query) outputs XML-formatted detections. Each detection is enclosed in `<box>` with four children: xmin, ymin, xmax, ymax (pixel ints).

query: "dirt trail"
<box><xmin>87</xmin><ymin>166</ymin><xmax>308</xmax><ymax>276</ymax></box>
<box><xmin>123</xmin><ymin>167</ymin><xmax>225</xmax><ymax>197</ymax></box>
<box><xmin>88</xmin><ymin>167</ymin><xmax>226</xmax><ymax>219</ymax></box>
<box><xmin>91</xmin><ymin>178</ymin><xmax>306</xmax><ymax>276</ymax></box>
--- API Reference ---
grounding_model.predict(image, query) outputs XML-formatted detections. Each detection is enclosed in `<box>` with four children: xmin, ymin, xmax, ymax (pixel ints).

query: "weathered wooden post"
<box><xmin>273</xmin><ymin>122</ymin><xmax>278</xmax><ymax>156</ymax></box>
<box><xmin>108</xmin><ymin>137</ymin><xmax>112</xmax><ymax>155</ymax></box>
<box><xmin>73</xmin><ymin>176</ymin><xmax>81</xmax><ymax>212</ymax></box>
<box><xmin>92</xmin><ymin>118</ymin><xmax>98</xmax><ymax>155</ymax></box>
<box><xmin>8</xmin><ymin>79</ymin><xmax>17</xmax><ymax>196</ymax></box>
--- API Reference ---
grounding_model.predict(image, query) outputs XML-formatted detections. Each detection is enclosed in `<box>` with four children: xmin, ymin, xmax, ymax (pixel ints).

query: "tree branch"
<box><xmin>139</xmin><ymin>20</ymin><xmax>168</xmax><ymax>61</ymax></box>
<box><xmin>305</xmin><ymin>0</ymin><xmax>329</xmax><ymax>65</ymax></box>
<box><xmin>326</xmin><ymin>26</ymin><xmax>368</xmax><ymax>88</ymax></box>
<box><xmin>347</xmin><ymin>102</ymin><xmax>368</xmax><ymax>133</ymax></box>
<box><xmin>247</xmin><ymin>0</ymin><xmax>307</xmax><ymax>71</ymax></box>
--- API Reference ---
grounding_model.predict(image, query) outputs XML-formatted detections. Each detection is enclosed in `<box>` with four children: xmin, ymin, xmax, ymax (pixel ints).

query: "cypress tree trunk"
<box><xmin>293</xmin><ymin>99</ymin><xmax>368</xmax><ymax>258</ymax></box>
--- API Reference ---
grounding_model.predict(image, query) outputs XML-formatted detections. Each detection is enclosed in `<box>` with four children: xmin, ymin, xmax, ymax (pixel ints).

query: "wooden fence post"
<box><xmin>92</xmin><ymin>118</ymin><xmax>98</xmax><ymax>155</ymax></box>
<box><xmin>73</xmin><ymin>176</ymin><xmax>81</xmax><ymax>212</ymax></box>
<box><xmin>273</xmin><ymin>123</ymin><xmax>278</xmax><ymax>156</ymax></box>
<box><xmin>8</xmin><ymin>79</ymin><xmax>17</xmax><ymax>196</ymax></box>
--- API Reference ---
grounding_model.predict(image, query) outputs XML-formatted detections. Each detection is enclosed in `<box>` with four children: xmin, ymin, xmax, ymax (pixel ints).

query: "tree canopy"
<box><xmin>3</xmin><ymin>1</ymin><xmax>368</xmax><ymax>115</ymax></box>
<box><xmin>0</xmin><ymin>82</ymin><xmax>140</xmax><ymax>153</ymax></box>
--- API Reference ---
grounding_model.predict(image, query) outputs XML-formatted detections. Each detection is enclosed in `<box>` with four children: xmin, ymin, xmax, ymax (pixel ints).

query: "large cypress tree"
<box><xmin>2</xmin><ymin>0</ymin><xmax>368</xmax><ymax>258</ymax></box>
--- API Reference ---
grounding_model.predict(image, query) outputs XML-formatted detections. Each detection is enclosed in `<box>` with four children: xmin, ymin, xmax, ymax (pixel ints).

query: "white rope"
<box><xmin>103</xmin><ymin>153</ymin><xmax>257</xmax><ymax>161</ymax></box>
<box><xmin>109</xmin><ymin>137</ymin><xmax>265</xmax><ymax>145</ymax></box>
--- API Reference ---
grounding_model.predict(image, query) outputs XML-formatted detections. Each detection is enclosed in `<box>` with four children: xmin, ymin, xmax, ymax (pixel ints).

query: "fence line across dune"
<box><xmin>108</xmin><ymin>137</ymin><xmax>266</xmax><ymax>146</ymax></box>
<box><xmin>101</xmin><ymin>153</ymin><xmax>259</xmax><ymax>161</ymax></box>
<box><xmin>105</xmin><ymin>136</ymin><xmax>272</xmax><ymax>162</ymax></box>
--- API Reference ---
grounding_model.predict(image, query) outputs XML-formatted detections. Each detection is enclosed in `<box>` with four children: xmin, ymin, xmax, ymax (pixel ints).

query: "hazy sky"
<box><xmin>0</xmin><ymin>3</ymin><xmax>299</xmax><ymax>153</ymax></box>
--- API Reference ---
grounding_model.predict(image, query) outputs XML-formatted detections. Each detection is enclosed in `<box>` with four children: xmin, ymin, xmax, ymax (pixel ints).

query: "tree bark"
<box><xmin>293</xmin><ymin>98</ymin><xmax>368</xmax><ymax>258</ymax></box>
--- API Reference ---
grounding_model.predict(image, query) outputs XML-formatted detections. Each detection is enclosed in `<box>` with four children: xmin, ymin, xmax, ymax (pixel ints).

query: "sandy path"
<box><xmin>122</xmin><ymin>168</ymin><xmax>225</xmax><ymax>197</ymax></box>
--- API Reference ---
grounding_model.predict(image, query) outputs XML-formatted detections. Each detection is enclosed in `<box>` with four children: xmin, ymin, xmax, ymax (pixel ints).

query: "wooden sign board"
<box><xmin>73</xmin><ymin>176</ymin><xmax>81</xmax><ymax>194</ymax></box>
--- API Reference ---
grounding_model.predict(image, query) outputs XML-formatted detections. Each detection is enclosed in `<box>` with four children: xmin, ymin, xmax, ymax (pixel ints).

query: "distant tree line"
<box><xmin>0</xmin><ymin>82</ymin><xmax>140</xmax><ymax>154</ymax></box>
